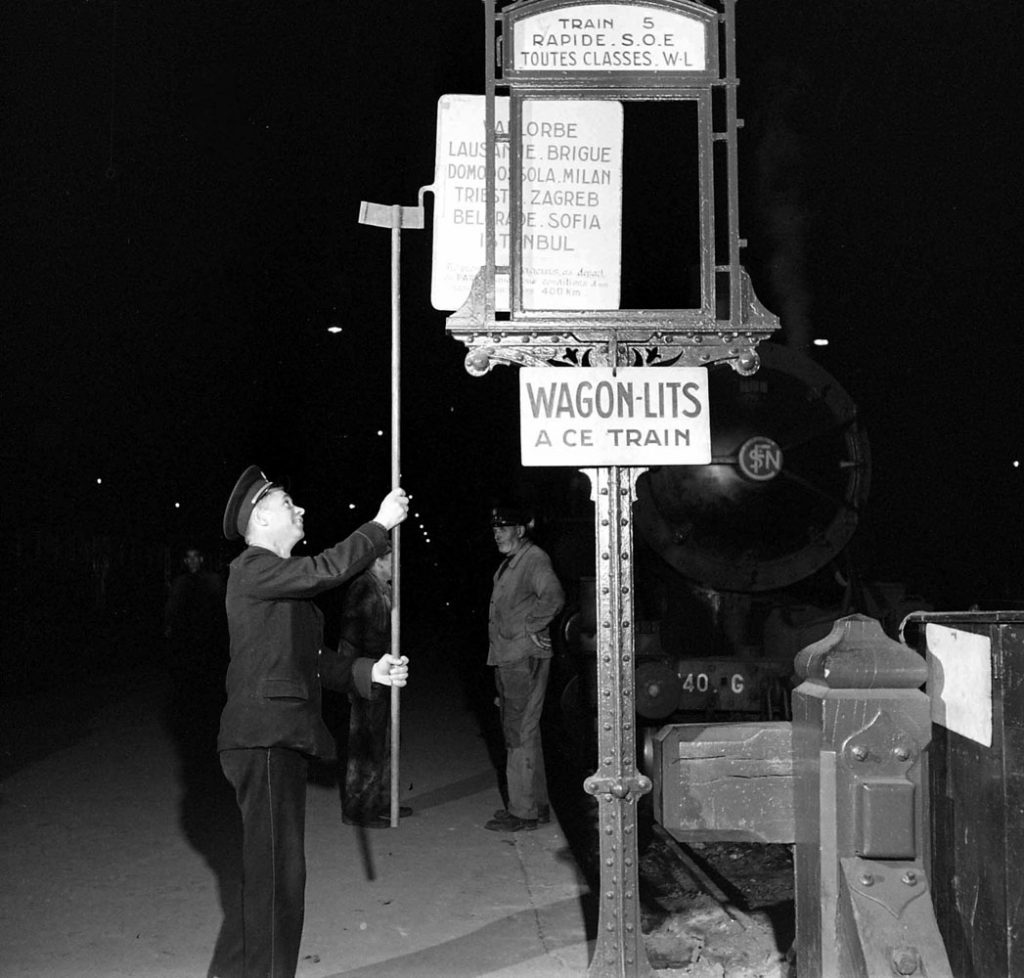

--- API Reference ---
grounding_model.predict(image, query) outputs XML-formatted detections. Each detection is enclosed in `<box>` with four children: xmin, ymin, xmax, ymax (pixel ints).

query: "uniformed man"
<box><xmin>217</xmin><ymin>465</ymin><xmax>409</xmax><ymax>978</ymax></box>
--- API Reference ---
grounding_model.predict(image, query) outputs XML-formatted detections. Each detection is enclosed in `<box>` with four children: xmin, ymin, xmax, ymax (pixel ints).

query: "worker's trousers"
<box><xmin>495</xmin><ymin>655</ymin><xmax>551</xmax><ymax>820</ymax></box>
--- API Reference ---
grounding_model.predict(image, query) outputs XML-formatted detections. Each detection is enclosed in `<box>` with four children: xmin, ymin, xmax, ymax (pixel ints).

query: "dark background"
<box><xmin>3</xmin><ymin>0</ymin><xmax>1021</xmax><ymax>685</ymax></box>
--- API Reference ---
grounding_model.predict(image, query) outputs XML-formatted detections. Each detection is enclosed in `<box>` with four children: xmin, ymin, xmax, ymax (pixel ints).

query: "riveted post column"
<box><xmin>443</xmin><ymin>6</ymin><xmax>784</xmax><ymax>972</ymax></box>
<box><xmin>792</xmin><ymin>614</ymin><xmax>952</xmax><ymax>978</ymax></box>
<box><xmin>582</xmin><ymin>465</ymin><xmax>654</xmax><ymax>978</ymax></box>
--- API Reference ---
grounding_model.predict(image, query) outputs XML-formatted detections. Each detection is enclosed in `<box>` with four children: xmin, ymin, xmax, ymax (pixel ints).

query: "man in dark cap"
<box><xmin>485</xmin><ymin>505</ymin><xmax>564</xmax><ymax>832</ymax></box>
<box><xmin>217</xmin><ymin>465</ymin><xmax>409</xmax><ymax>978</ymax></box>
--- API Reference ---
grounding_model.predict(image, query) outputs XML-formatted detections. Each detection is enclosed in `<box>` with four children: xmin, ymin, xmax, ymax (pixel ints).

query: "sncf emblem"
<box><xmin>738</xmin><ymin>436</ymin><xmax>783</xmax><ymax>481</ymax></box>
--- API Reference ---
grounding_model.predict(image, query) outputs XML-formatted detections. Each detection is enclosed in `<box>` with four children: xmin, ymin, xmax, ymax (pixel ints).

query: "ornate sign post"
<box><xmin>443</xmin><ymin>2</ymin><xmax>780</xmax><ymax>973</ymax></box>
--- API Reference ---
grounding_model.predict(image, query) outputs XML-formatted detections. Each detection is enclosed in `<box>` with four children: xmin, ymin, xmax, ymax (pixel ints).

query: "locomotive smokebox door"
<box><xmin>636</xmin><ymin>341</ymin><xmax>869</xmax><ymax>594</ymax></box>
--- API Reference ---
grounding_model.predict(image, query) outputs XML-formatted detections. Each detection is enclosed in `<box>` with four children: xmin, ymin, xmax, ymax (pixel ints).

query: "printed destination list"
<box><xmin>431</xmin><ymin>94</ymin><xmax>623</xmax><ymax>312</ymax></box>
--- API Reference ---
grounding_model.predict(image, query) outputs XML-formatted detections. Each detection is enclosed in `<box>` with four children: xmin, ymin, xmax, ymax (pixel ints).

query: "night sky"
<box><xmin>5</xmin><ymin>0</ymin><xmax>1021</xmax><ymax>607</ymax></box>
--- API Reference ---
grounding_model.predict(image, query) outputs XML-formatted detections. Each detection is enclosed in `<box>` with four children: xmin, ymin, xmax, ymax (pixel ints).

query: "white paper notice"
<box><xmin>431</xmin><ymin>94</ymin><xmax>622</xmax><ymax>312</ymax></box>
<box><xmin>925</xmin><ymin>623</ymin><xmax>992</xmax><ymax>746</ymax></box>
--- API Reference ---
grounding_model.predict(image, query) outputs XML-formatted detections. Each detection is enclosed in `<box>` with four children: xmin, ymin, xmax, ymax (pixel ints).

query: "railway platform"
<box><xmin>0</xmin><ymin>639</ymin><xmax>593</xmax><ymax>978</ymax></box>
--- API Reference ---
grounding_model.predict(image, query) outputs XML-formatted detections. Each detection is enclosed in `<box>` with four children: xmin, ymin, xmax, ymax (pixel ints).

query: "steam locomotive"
<box><xmin>552</xmin><ymin>342</ymin><xmax>918</xmax><ymax>736</ymax></box>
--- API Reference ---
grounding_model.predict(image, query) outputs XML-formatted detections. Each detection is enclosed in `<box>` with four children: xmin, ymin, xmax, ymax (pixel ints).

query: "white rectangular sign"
<box><xmin>519</xmin><ymin>367</ymin><xmax>711</xmax><ymax>467</ymax></box>
<box><xmin>513</xmin><ymin>4</ymin><xmax>708</xmax><ymax>72</ymax></box>
<box><xmin>431</xmin><ymin>94</ymin><xmax>622</xmax><ymax>312</ymax></box>
<box><xmin>925</xmin><ymin>623</ymin><xmax>993</xmax><ymax>747</ymax></box>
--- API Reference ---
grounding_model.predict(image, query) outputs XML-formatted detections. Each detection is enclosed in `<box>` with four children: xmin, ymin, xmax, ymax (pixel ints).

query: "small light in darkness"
<box><xmin>348</xmin><ymin>503</ymin><xmax>356</xmax><ymax>509</ymax></box>
<box><xmin>174</xmin><ymin>502</ymin><xmax>181</xmax><ymax>509</ymax></box>
<box><xmin>326</xmin><ymin>325</ymin><xmax>343</xmax><ymax>334</ymax></box>
<box><xmin>96</xmin><ymin>478</ymin><xmax>103</xmax><ymax>485</ymax></box>
<box><xmin>813</xmin><ymin>338</ymin><xmax>829</xmax><ymax>347</ymax></box>
<box><xmin>377</xmin><ymin>430</ymin><xmax>384</xmax><ymax>436</ymax></box>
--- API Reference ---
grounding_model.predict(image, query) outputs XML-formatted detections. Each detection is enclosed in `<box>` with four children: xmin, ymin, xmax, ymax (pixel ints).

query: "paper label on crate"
<box><xmin>925</xmin><ymin>623</ymin><xmax>992</xmax><ymax>746</ymax></box>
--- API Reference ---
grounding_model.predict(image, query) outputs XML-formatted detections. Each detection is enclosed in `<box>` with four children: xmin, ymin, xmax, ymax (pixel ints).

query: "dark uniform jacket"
<box><xmin>217</xmin><ymin>521</ymin><xmax>390</xmax><ymax>759</ymax></box>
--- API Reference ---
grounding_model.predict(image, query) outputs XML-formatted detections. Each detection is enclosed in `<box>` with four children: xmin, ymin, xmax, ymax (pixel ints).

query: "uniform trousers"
<box><xmin>220</xmin><ymin>747</ymin><xmax>308</xmax><ymax>978</ymax></box>
<box><xmin>495</xmin><ymin>656</ymin><xmax>550</xmax><ymax>820</ymax></box>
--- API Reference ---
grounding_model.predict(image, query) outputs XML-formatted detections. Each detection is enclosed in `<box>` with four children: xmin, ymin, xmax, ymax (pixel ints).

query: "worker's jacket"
<box><xmin>487</xmin><ymin>541</ymin><xmax>565</xmax><ymax>666</ymax></box>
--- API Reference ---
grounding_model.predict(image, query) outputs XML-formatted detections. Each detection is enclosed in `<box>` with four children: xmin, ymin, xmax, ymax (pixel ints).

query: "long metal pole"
<box><xmin>389</xmin><ymin>204</ymin><xmax>402</xmax><ymax>829</ymax></box>
<box><xmin>358</xmin><ymin>197</ymin><xmax>424</xmax><ymax>828</ymax></box>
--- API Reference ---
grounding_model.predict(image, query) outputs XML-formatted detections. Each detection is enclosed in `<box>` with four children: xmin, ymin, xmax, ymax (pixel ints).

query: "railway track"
<box><xmin>546</xmin><ymin>762</ymin><xmax>794</xmax><ymax>977</ymax></box>
<box><xmin>638</xmin><ymin>823</ymin><xmax>794</xmax><ymax>976</ymax></box>
<box><xmin>545</xmin><ymin>694</ymin><xmax>795</xmax><ymax>976</ymax></box>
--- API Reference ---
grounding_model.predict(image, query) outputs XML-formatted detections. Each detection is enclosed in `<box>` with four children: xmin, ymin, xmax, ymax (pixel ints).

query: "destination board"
<box><xmin>432</xmin><ymin>95</ymin><xmax>622</xmax><ymax>312</ymax></box>
<box><xmin>512</xmin><ymin>4</ymin><xmax>708</xmax><ymax>73</ymax></box>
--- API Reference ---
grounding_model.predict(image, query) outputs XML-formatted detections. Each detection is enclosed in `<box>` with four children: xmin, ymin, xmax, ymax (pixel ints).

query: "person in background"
<box><xmin>484</xmin><ymin>505</ymin><xmax>564</xmax><ymax>833</ymax></box>
<box><xmin>164</xmin><ymin>545</ymin><xmax>227</xmax><ymax>684</ymax></box>
<box><xmin>338</xmin><ymin>545</ymin><xmax>413</xmax><ymax>827</ymax></box>
<box><xmin>218</xmin><ymin>465</ymin><xmax>410</xmax><ymax>978</ymax></box>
